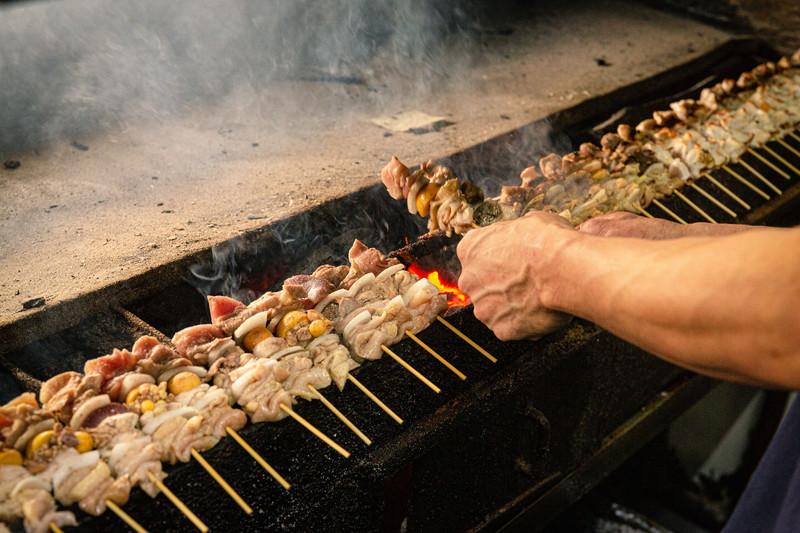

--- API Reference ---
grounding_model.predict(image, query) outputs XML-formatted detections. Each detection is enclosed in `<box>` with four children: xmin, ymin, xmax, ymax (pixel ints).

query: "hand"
<box><xmin>576</xmin><ymin>212</ymin><xmax>689</xmax><ymax>239</ymax></box>
<box><xmin>457</xmin><ymin>212</ymin><xmax>574</xmax><ymax>341</ymax></box>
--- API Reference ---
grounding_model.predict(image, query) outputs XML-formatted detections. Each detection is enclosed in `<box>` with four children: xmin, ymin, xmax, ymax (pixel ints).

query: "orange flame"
<box><xmin>408</xmin><ymin>263</ymin><xmax>470</xmax><ymax>308</ymax></box>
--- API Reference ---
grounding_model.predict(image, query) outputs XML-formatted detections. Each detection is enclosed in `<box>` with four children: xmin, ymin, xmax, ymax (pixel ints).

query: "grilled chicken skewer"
<box><xmin>0</xmin><ymin>393</ymin><xmax>132</xmax><ymax>533</ymax></box>
<box><xmin>382</xmin><ymin>49</ymin><xmax>800</xmax><ymax>234</ymax></box>
<box><xmin>1</xmin><ymin>395</ymin><xmax>78</xmax><ymax>533</ymax></box>
<box><xmin>176</xmin><ymin>241</ymin><xmax>450</xmax><ymax>445</ymax></box>
<box><xmin>1</xmin><ymin>241</ymin><xmax>467</xmax><ymax>532</ymax></box>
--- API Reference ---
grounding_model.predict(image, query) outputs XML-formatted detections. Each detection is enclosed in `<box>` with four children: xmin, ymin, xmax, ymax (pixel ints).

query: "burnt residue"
<box><xmin>21</xmin><ymin>297</ymin><xmax>45</xmax><ymax>310</ymax></box>
<box><xmin>408</xmin><ymin>120</ymin><xmax>455</xmax><ymax>135</ymax></box>
<box><xmin>387</xmin><ymin>231</ymin><xmax>460</xmax><ymax>267</ymax></box>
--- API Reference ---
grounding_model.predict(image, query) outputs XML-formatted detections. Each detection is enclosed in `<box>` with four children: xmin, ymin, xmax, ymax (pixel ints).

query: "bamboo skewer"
<box><xmin>190</xmin><ymin>448</ymin><xmax>253</xmax><ymax>514</ymax></box>
<box><xmin>308</xmin><ymin>384</ymin><xmax>372</xmax><ymax>445</ymax></box>
<box><xmin>633</xmin><ymin>203</ymin><xmax>655</xmax><ymax>219</ymax></box>
<box><xmin>226</xmin><ymin>427</ymin><xmax>291</xmax><ymax>490</ymax></box>
<box><xmin>673</xmin><ymin>190</ymin><xmax>717</xmax><ymax>223</ymax></box>
<box><xmin>106</xmin><ymin>500</ymin><xmax>150</xmax><ymax>533</ymax></box>
<box><xmin>380</xmin><ymin>345</ymin><xmax>441</xmax><ymax>393</ymax></box>
<box><xmin>777</xmin><ymin>138</ymin><xmax>800</xmax><ymax>159</ymax></box>
<box><xmin>763</xmin><ymin>145</ymin><xmax>800</xmax><ymax>177</ymax></box>
<box><xmin>404</xmin><ymin>330</ymin><xmax>466</xmax><ymax>380</ymax></box>
<box><xmin>49</xmin><ymin>524</ymin><xmax>64</xmax><ymax>533</ymax></box>
<box><xmin>279</xmin><ymin>403</ymin><xmax>351</xmax><ymax>458</ymax></box>
<box><xmin>347</xmin><ymin>374</ymin><xmax>404</xmax><ymax>424</ymax></box>
<box><xmin>788</xmin><ymin>131</ymin><xmax>800</xmax><ymax>144</ymax></box>
<box><xmin>703</xmin><ymin>173</ymin><xmax>751</xmax><ymax>209</ymax></box>
<box><xmin>689</xmin><ymin>182</ymin><xmax>738</xmax><ymax>218</ymax></box>
<box><xmin>746</xmin><ymin>148</ymin><xmax>791</xmax><ymax>180</ymax></box>
<box><xmin>651</xmin><ymin>199</ymin><xmax>687</xmax><ymax>224</ymax></box>
<box><xmin>436</xmin><ymin>316</ymin><xmax>497</xmax><ymax>363</ymax></box>
<box><xmin>735</xmin><ymin>160</ymin><xmax>782</xmax><ymax>194</ymax></box>
<box><xmin>147</xmin><ymin>472</ymin><xmax>208</xmax><ymax>533</ymax></box>
<box><xmin>721</xmin><ymin>165</ymin><xmax>771</xmax><ymax>199</ymax></box>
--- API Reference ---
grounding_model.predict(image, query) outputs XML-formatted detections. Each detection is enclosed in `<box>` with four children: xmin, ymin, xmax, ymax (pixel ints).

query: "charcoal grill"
<box><xmin>2</xmin><ymin>19</ymin><xmax>800</xmax><ymax>533</ymax></box>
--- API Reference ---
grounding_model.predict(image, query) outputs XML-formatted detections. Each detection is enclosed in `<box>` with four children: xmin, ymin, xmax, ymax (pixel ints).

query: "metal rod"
<box><xmin>721</xmin><ymin>165</ymin><xmax>771</xmax><ymax>199</ymax></box>
<box><xmin>763</xmin><ymin>145</ymin><xmax>800</xmax><ymax>178</ymax></box>
<box><xmin>633</xmin><ymin>203</ymin><xmax>655</xmax><ymax>218</ymax></box>
<box><xmin>435</xmin><ymin>315</ymin><xmax>497</xmax><ymax>363</ymax></box>
<box><xmin>702</xmin><ymin>173</ymin><xmax>751</xmax><ymax>209</ymax></box>
<box><xmin>347</xmin><ymin>374</ymin><xmax>404</xmax><ymax>424</ymax></box>
<box><xmin>746</xmin><ymin>148</ymin><xmax>791</xmax><ymax>180</ymax></box>
<box><xmin>405</xmin><ymin>330</ymin><xmax>466</xmax><ymax>380</ymax></box>
<box><xmin>307</xmin><ymin>384</ymin><xmax>372</xmax><ymax>445</ymax></box>
<box><xmin>190</xmin><ymin>448</ymin><xmax>253</xmax><ymax>514</ymax></box>
<box><xmin>651</xmin><ymin>199</ymin><xmax>688</xmax><ymax>224</ymax></box>
<box><xmin>777</xmin><ymin>138</ymin><xmax>800</xmax><ymax>159</ymax></box>
<box><xmin>736</xmin><ymin>160</ymin><xmax>782</xmax><ymax>194</ymax></box>
<box><xmin>226</xmin><ymin>427</ymin><xmax>291</xmax><ymax>490</ymax></box>
<box><xmin>689</xmin><ymin>182</ymin><xmax>737</xmax><ymax>218</ymax></box>
<box><xmin>674</xmin><ymin>190</ymin><xmax>717</xmax><ymax>224</ymax></box>
<box><xmin>279</xmin><ymin>404</ymin><xmax>351</xmax><ymax>458</ymax></box>
<box><xmin>381</xmin><ymin>345</ymin><xmax>441</xmax><ymax>393</ymax></box>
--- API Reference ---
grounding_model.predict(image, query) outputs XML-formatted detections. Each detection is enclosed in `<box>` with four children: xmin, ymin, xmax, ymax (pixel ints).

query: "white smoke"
<box><xmin>0</xmin><ymin>0</ymin><xmax>482</xmax><ymax>157</ymax></box>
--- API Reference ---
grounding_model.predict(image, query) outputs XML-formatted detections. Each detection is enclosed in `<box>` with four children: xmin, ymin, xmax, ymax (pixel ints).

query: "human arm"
<box><xmin>456</xmin><ymin>212</ymin><xmax>800</xmax><ymax>389</ymax></box>
<box><xmin>575</xmin><ymin>211</ymin><xmax>765</xmax><ymax>239</ymax></box>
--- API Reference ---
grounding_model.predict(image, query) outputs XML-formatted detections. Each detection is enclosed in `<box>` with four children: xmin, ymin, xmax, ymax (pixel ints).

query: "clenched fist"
<box><xmin>456</xmin><ymin>212</ymin><xmax>575</xmax><ymax>341</ymax></box>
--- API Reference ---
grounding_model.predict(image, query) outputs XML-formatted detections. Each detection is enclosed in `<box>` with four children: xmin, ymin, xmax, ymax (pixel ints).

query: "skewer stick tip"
<box><xmin>381</xmin><ymin>345</ymin><xmax>441</xmax><ymax>393</ymax></box>
<box><xmin>308</xmin><ymin>384</ymin><xmax>372</xmax><ymax>446</ymax></box>
<box><xmin>435</xmin><ymin>315</ymin><xmax>497</xmax><ymax>363</ymax></box>
<box><xmin>106</xmin><ymin>499</ymin><xmax>151</xmax><ymax>533</ymax></box>
<box><xmin>147</xmin><ymin>471</ymin><xmax>209</xmax><ymax>533</ymax></box>
<box><xmin>280</xmin><ymin>403</ymin><xmax>351</xmax><ymax>458</ymax></box>
<box><xmin>190</xmin><ymin>447</ymin><xmax>253</xmax><ymax>514</ymax></box>
<box><xmin>405</xmin><ymin>330</ymin><xmax>466</xmax><ymax>380</ymax></box>
<box><xmin>226</xmin><ymin>426</ymin><xmax>291</xmax><ymax>490</ymax></box>
<box><xmin>346</xmin><ymin>374</ymin><xmax>404</xmax><ymax>424</ymax></box>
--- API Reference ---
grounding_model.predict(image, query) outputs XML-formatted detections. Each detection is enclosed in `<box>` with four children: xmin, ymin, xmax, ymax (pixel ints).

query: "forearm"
<box><xmin>541</xmin><ymin>228</ymin><xmax>800</xmax><ymax>388</ymax></box>
<box><xmin>577</xmin><ymin>212</ymin><xmax>767</xmax><ymax>240</ymax></box>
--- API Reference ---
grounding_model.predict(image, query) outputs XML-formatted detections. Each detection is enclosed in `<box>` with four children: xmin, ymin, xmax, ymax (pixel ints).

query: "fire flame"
<box><xmin>408</xmin><ymin>263</ymin><xmax>470</xmax><ymax>308</ymax></box>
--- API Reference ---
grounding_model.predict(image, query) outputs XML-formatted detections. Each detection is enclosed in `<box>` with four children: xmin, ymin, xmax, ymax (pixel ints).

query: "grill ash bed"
<box><xmin>3</xmin><ymin>40</ymin><xmax>800</xmax><ymax>533</ymax></box>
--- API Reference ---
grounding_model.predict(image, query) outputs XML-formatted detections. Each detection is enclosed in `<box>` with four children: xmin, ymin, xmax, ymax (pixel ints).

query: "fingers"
<box><xmin>457</xmin><ymin>211</ymin><xmax>577</xmax><ymax>341</ymax></box>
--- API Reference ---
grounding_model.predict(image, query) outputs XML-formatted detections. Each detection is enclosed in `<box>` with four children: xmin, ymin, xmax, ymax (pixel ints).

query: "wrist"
<box><xmin>532</xmin><ymin>223</ymin><xmax>582</xmax><ymax>311</ymax></box>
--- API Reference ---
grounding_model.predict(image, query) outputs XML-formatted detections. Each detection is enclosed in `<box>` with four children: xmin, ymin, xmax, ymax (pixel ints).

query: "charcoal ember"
<box><xmin>387</xmin><ymin>231</ymin><xmax>459</xmax><ymax>266</ymax></box>
<box><xmin>3</xmin><ymin>159</ymin><xmax>20</xmax><ymax>169</ymax></box>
